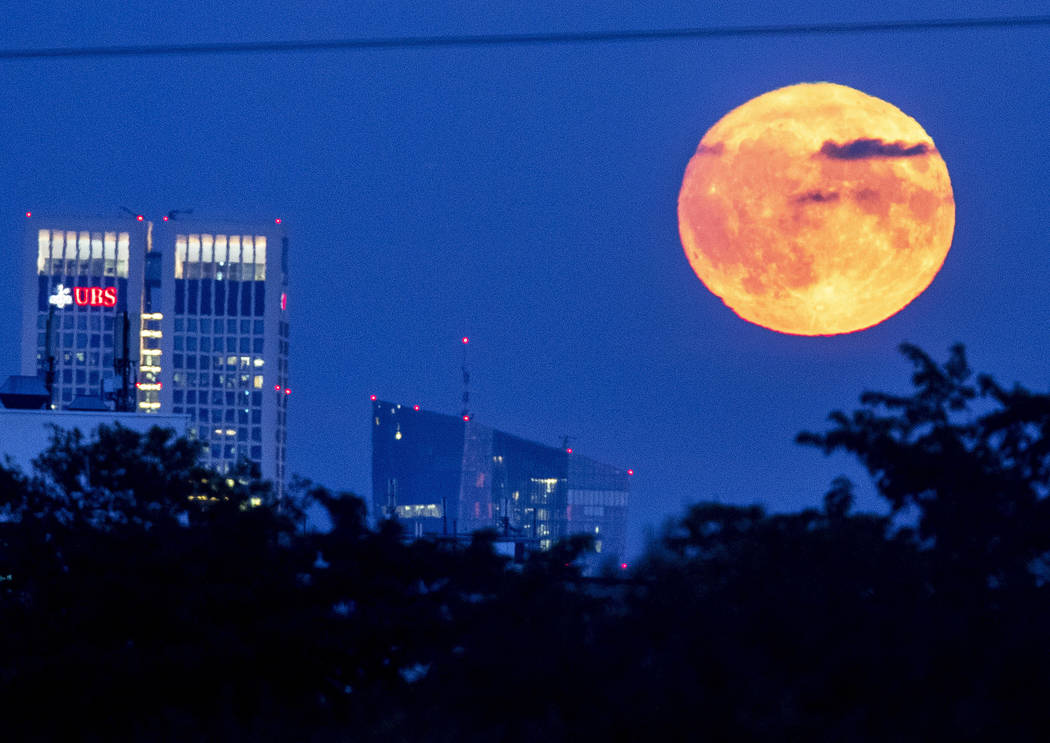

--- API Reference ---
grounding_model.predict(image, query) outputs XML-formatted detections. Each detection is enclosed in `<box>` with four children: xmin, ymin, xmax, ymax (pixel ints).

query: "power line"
<box><xmin>0</xmin><ymin>15</ymin><xmax>1048</xmax><ymax>61</ymax></box>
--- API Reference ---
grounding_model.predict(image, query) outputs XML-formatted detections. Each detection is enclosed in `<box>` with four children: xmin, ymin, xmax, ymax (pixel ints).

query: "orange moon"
<box><xmin>678</xmin><ymin>82</ymin><xmax>955</xmax><ymax>336</ymax></box>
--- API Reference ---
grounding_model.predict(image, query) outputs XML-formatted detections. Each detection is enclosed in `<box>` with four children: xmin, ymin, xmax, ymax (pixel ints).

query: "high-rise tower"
<box><xmin>371</xmin><ymin>400</ymin><xmax>630</xmax><ymax>561</ymax></box>
<box><xmin>21</xmin><ymin>212</ymin><xmax>290</xmax><ymax>496</ymax></box>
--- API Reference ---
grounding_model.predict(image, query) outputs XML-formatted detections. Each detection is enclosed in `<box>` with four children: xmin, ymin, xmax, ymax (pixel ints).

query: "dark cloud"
<box><xmin>695</xmin><ymin>142</ymin><xmax>724</xmax><ymax>155</ymax></box>
<box><xmin>819</xmin><ymin>138</ymin><xmax>931</xmax><ymax>159</ymax></box>
<box><xmin>794</xmin><ymin>190</ymin><xmax>839</xmax><ymax>204</ymax></box>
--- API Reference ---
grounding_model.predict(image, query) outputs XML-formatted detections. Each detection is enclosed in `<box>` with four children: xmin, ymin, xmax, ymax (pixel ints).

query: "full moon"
<box><xmin>678</xmin><ymin>82</ymin><xmax>954</xmax><ymax>335</ymax></box>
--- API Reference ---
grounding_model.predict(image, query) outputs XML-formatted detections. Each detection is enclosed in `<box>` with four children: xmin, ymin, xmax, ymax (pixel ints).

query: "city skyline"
<box><xmin>0</xmin><ymin>2</ymin><xmax>1047</xmax><ymax>557</ymax></box>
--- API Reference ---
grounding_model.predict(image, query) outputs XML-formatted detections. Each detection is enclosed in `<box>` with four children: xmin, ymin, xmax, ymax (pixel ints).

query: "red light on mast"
<box><xmin>274</xmin><ymin>385</ymin><xmax>281</xmax><ymax>391</ymax></box>
<box><xmin>620</xmin><ymin>562</ymin><xmax>628</xmax><ymax>570</ymax></box>
<box><xmin>25</xmin><ymin>211</ymin><xmax>31</xmax><ymax>218</ymax></box>
<box><xmin>627</xmin><ymin>469</ymin><xmax>634</xmax><ymax>476</ymax></box>
<box><xmin>136</xmin><ymin>215</ymin><xmax>144</xmax><ymax>222</ymax></box>
<box><xmin>461</xmin><ymin>337</ymin><xmax>469</xmax><ymax>344</ymax></box>
<box><xmin>566</xmin><ymin>448</ymin><xmax>573</xmax><ymax>454</ymax></box>
<box><xmin>284</xmin><ymin>388</ymin><xmax>291</xmax><ymax>395</ymax></box>
<box><xmin>463</xmin><ymin>415</ymin><xmax>470</xmax><ymax>421</ymax></box>
<box><xmin>274</xmin><ymin>217</ymin><xmax>282</xmax><ymax>224</ymax></box>
<box><xmin>413</xmin><ymin>404</ymin><xmax>420</xmax><ymax>411</ymax></box>
<box><xmin>162</xmin><ymin>215</ymin><xmax>169</xmax><ymax>221</ymax></box>
<box><xmin>370</xmin><ymin>394</ymin><xmax>377</xmax><ymax>401</ymax></box>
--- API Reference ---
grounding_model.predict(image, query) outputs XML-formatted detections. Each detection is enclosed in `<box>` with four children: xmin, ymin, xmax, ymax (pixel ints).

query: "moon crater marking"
<box><xmin>678</xmin><ymin>83</ymin><xmax>955</xmax><ymax>336</ymax></box>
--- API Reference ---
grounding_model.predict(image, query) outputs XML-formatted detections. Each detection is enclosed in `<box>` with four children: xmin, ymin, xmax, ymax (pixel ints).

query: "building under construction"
<box><xmin>371</xmin><ymin>399</ymin><xmax>630</xmax><ymax>563</ymax></box>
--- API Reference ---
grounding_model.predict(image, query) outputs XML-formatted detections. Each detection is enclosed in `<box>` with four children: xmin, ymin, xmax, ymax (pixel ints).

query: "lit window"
<box><xmin>175</xmin><ymin>236</ymin><xmax>187</xmax><ymax>278</ymax></box>
<box><xmin>214</xmin><ymin>235</ymin><xmax>227</xmax><ymax>264</ymax></box>
<box><xmin>36</xmin><ymin>230</ymin><xmax>49</xmax><ymax>274</ymax></box>
<box><xmin>394</xmin><ymin>504</ymin><xmax>443</xmax><ymax>519</ymax></box>
<box><xmin>117</xmin><ymin>233</ymin><xmax>130</xmax><ymax>277</ymax></box>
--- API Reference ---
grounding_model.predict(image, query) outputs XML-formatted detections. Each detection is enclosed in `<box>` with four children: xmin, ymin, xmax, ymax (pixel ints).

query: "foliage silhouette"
<box><xmin>798</xmin><ymin>342</ymin><xmax>1050</xmax><ymax>594</ymax></box>
<box><xmin>5</xmin><ymin>347</ymin><xmax>1050</xmax><ymax>741</ymax></box>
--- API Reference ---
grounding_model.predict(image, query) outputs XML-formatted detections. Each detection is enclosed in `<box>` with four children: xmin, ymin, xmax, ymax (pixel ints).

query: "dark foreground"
<box><xmin>4</xmin><ymin>344</ymin><xmax>1050</xmax><ymax>741</ymax></box>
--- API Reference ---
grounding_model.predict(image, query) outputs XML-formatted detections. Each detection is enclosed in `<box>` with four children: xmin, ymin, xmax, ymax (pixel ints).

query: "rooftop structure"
<box><xmin>372</xmin><ymin>400</ymin><xmax>630</xmax><ymax>562</ymax></box>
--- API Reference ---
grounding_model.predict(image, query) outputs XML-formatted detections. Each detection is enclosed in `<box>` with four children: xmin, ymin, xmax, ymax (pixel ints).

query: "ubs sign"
<box><xmin>49</xmin><ymin>284</ymin><xmax>118</xmax><ymax>309</ymax></box>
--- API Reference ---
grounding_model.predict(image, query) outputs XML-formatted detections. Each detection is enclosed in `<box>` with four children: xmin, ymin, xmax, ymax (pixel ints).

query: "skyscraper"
<box><xmin>372</xmin><ymin>400</ymin><xmax>630</xmax><ymax>561</ymax></box>
<box><xmin>21</xmin><ymin>212</ymin><xmax>289</xmax><ymax>496</ymax></box>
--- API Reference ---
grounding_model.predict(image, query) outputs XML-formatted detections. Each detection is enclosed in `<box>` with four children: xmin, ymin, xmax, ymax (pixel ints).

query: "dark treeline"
<box><xmin>4</xmin><ymin>344</ymin><xmax>1050</xmax><ymax>740</ymax></box>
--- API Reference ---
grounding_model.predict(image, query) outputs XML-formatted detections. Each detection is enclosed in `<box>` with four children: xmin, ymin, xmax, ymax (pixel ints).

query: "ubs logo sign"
<box><xmin>49</xmin><ymin>284</ymin><xmax>117</xmax><ymax>308</ymax></box>
<box><xmin>49</xmin><ymin>284</ymin><xmax>72</xmax><ymax>308</ymax></box>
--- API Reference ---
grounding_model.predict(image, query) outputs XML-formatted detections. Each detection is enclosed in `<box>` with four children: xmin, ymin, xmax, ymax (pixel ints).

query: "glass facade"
<box><xmin>165</xmin><ymin>230</ymin><xmax>288</xmax><ymax>490</ymax></box>
<box><xmin>372</xmin><ymin>402</ymin><xmax>466</xmax><ymax>537</ymax></box>
<box><xmin>372</xmin><ymin>400</ymin><xmax>630</xmax><ymax>559</ymax></box>
<box><xmin>32</xmin><ymin>227</ymin><xmax>137</xmax><ymax>408</ymax></box>
<box><xmin>23</xmin><ymin>216</ymin><xmax>289</xmax><ymax>499</ymax></box>
<box><xmin>567</xmin><ymin>455</ymin><xmax>630</xmax><ymax>558</ymax></box>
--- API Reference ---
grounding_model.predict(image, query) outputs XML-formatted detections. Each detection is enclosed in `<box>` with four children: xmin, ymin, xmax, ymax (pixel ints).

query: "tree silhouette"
<box><xmin>6</xmin><ymin>351</ymin><xmax>1050</xmax><ymax>742</ymax></box>
<box><xmin>798</xmin><ymin>343</ymin><xmax>1050</xmax><ymax>595</ymax></box>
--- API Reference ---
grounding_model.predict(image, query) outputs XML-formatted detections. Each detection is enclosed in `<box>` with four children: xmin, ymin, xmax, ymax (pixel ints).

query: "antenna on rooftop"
<box><xmin>113</xmin><ymin>312</ymin><xmax>137</xmax><ymax>412</ymax></box>
<box><xmin>43</xmin><ymin>306</ymin><xmax>56</xmax><ymax>407</ymax></box>
<box><xmin>461</xmin><ymin>336</ymin><xmax>471</xmax><ymax>421</ymax></box>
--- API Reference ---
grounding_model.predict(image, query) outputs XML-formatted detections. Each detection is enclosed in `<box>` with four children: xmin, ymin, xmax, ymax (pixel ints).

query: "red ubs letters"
<box><xmin>74</xmin><ymin>287</ymin><xmax>118</xmax><ymax>307</ymax></box>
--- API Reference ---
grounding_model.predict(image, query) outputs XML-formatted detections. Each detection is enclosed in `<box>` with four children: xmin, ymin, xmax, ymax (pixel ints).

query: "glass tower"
<box><xmin>21</xmin><ymin>213</ymin><xmax>289</xmax><ymax>498</ymax></box>
<box><xmin>372</xmin><ymin>400</ymin><xmax>630</xmax><ymax>560</ymax></box>
<box><xmin>23</xmin><ymin>218</ymin><xmax>146</xmax><ymax>411</ymax></box>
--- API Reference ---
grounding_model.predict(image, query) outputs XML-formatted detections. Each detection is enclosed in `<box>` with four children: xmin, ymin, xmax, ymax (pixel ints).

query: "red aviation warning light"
<box><xmin>25</xmin><ymin>211</ymin><xmax>31</xmax><ymax>218</ymax></box>
<box><xmin>136</xmin><ymin>215</ymin><xmax>144</xmax><ymax>222</ymax></box>
<box><xmin>462</xmin><ymin>415</ymin><xmax>470</xmax><ymax>422</ymax></box>
<box><xmin>370</xmin><ymin>394</ymin><xmax>377</xmax><ymax>401</ymax></box>
<box><xmin>274</xmin><ymin>217</ymin><xmax>282</xmax><ymax>224</ymax></box>
<box><xmin>566</xmin><ymin>448</ymin><xmax>573</xmax><ymax>454</ymax></box>
<box><xmin>462</xmin><ymin>336</ymin><xmax>469</xmax><ymax>344</ymax></box>
<box><xmin>413</xmin><ymin>404</ymin><xmax>420</xmax><ymax>411</ymax></box>
<box><xmin>627</xmin><ymin>469</ymin><xmax>634</xmax><ymax>476</ymax></box>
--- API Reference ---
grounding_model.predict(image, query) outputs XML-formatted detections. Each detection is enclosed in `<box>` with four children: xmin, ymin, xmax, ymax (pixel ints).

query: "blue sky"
<box><xmin>1</xmin><ymin>2</ymin><xmax>1048</xmax><ymax>555</ymax></box>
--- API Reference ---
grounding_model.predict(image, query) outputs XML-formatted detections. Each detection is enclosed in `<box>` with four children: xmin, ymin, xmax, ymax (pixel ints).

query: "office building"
<box><xmin>20</xmin><ymin>212</ymin><xmax>289</xmax><ymax>496</ymax></box>
<box><xmin>0</xmin><ymin>375</ymin><xmax>189</xmax><ymax>472</ymax></box>
<box><xmin>372</xmin><ymin>400</ymin><xmax>630</xmax><ymax>561</ymax></box>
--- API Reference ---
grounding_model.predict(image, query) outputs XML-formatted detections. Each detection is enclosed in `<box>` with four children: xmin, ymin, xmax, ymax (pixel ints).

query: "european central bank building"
<box><xmin>19</xmin><ymin>213</ymin><xmax>290</xmax><ymax>496</ymax></box>
<box><xmin>372</xmin><ymin>401</ymin><xmax>631</xmax><ymax>563</ymax></box>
